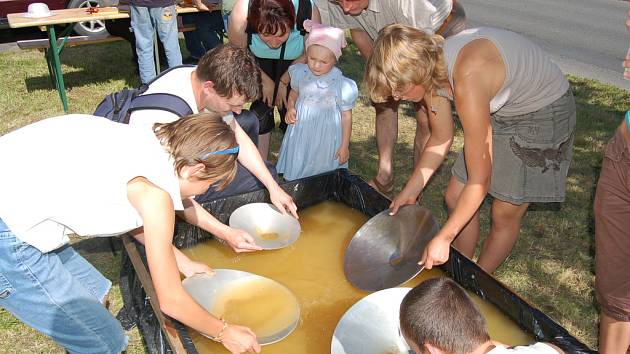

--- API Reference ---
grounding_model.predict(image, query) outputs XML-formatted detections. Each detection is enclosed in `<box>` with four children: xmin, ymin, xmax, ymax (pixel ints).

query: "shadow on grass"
<box><xmin>23</xmin><ymin>41</ymin><xmax>143</xmax><ymax>92</ymax></box>
<box><xmin>72</xmin><ymin>237</ymin><xmax>124</xmax><ymax>284</ymax></box>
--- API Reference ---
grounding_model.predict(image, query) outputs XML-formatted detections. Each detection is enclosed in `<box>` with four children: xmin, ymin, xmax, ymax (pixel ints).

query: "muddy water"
<box><xmin>182</xmin><ymin>201</ymin><xmax>533</xmax><ymax>353</ymax></box>
<box><xmin>210</xmin><ymin>277</ymin><xmax>299</xmax><ymax>338</ymax></box>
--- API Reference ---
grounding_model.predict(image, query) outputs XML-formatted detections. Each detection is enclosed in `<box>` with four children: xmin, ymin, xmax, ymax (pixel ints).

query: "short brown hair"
<box><xmin>400</xmin><ymin>278</ymin><xmax>490</xmax><ymax>354</ymax></box>
<box><xmin>196</xmin><ymin>44</ymin><xmax>261</xmax><ymax>102</ymax></box>
<box><xmin>153</xmin><ymin>112</ymin><xmax>238</xmax><ymax>191</ymax></box>
<box><xmin>248</xmin><ymin>0</ymin><xmax>296</xmax><ymax>37</ymax></box>
<box><xmin>365</xmin><ymin>24</ymin><xmax>449</xmax><ymax>103</ymax></box>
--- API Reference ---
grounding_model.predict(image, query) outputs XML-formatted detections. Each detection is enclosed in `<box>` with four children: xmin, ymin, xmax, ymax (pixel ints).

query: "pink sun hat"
<box><xmin>303</xmin><ymin>20</ymin><xmax>347</xmax><ymax>59</ymax></box>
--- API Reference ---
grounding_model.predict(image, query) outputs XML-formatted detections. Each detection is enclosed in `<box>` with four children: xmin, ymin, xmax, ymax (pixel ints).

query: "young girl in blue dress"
<box><xmin>276</xmin><ymin>20</ymin><xmax>358</xmax><ymax>181</ymax></box>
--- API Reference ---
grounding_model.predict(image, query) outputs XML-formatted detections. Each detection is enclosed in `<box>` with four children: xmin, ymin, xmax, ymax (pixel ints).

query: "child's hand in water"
<box><xmin>335</xmin><ymin>145</ymin><xmax>349</xmax><ymax>164</ymax></box>
<box><xmin>286</xmin><ymin>108</ymin><xmax>298</xmax><ymax>124</ymax></box>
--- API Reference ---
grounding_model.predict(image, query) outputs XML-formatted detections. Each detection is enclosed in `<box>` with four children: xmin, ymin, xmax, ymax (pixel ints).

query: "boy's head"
<box><xmin>154</xmin><ymin>112</ymin><xmax>238</xmax><ymax>197</ymax></box>
<box><xmin>195</xmin><ymin>44</ymin><xmax>261</xmax><ymax>116</ymax></box>
<box><xmin>400</xmin><ymin>278</ymin><xmax>490</xmax><ymax>354</ymax></box>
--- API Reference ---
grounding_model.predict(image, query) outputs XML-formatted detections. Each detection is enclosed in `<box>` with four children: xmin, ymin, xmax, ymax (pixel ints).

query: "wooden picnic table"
<box><xmin>8</xmin><ymin>6</ymin><xmax>200</xmax><ymax>112</ymax></box>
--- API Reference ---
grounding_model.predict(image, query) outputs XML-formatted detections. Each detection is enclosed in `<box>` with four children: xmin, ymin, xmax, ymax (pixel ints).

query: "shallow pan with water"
<box><xmin>344</xmin><ymin>204</ymin><xmax>439</xmax><ymax>291</ymax></box>
<box><xmin>182</xmin><ymin>269</ymin><xmax>301</xmax><ymax>345</ymax></box>
<box><xmin>229</xmin><ymin>203</ymin><xmax>301</xmax><ymax>250</ymax></box>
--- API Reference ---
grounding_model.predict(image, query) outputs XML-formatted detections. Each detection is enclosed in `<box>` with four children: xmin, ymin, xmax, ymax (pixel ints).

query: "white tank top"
<box><xmin>443</xmin><ymin>27</ymin><xmax>569</xmax><ymax>116</ymax></box>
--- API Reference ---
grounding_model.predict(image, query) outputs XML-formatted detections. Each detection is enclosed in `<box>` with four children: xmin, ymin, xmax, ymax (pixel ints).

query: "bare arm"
<box><xmin>335</xmin><ymin>109</ymin><xmax>352</xmax><ymax>164</ymax></box>
<box><xmin>439</xmin><ymin>83</ymin><xmax>492</xmax><ymax>241</ymax></box>
<box><xmin>420</xmin><ymin>39</ymin><xmax>506</xmax><ymax>269</ymax></box>
<box><xmin>130</xmin><ymin>229</ymin><xmax>216</xmax><ymax>276</ymax></box>
<box><xmin>340</xmin><ymin>109</ymin><xmax>352</xmax><ymax>151</ymax></box>
<box><xmin>421</xmin><ymin>70</ymin><xmax>497</xmax><ymax>270</ymax></box>
<box><xmin>227</xmin><ymin>0</ymin><xmax>248</xmax><ymax>48</ymax></box>
<box><xmin>285</xmin><ymin>89</ymin><xmax>299</xmax><ymax>124</ymax></box>
<box><xmin>287</xmin><ymin>88</ymin><xmax>299</xmax><ymax>110</ymax></box>
<box><xmin>127</xmin><ymin>177</ymin><xmax>260</xmax><ymax>353</ymax></box>
<box><xmin>350</xmin><ymin>28</ymin><xmax>374</xmax><ymax>59</ymax></box>
<box><xmin>193</xmin><ymin>0</ymin><xmax>220</xmax><ymax>12</ymax></box>
<box><xmin>389</xmin><ymin>95</ymin><xmax>454</xmax><ymax>214</ymax></box>
<box><xmin>177</xmin><ymin>198</ymin><xmax>262</xmax><ymax>252</ymax></box>
<box><xmin>232</xmin><ymin>119</ymin><xmax>299</xmax><ymax>218</ymax></box>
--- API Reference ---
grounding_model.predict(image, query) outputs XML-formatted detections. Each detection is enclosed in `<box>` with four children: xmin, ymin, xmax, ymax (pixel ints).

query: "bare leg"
<box><xmin>445</xmin><ymin>176</ymin><xmax>481</xmax><ymax>258</ymax></box>
<box><xmin>374</xmin><ymin>100</ymin><xmax>399</xmax><ymax>187</ymax></box>
<box><xmin>599</xmin><ymin>313</ymin><xmax>630</xmax><ymax>354</ymax></box>
<box><xmin>477</xmin><ymin>199</ymin><xmax>529</xmax><ymax>273</ymax></box>
<box><xmin>413</xmin><ymin>102</ymin><xmax>430</xmax><ymax>166</ymax></box>
<box><xmin>258</xmin><ymin>132</ymin><xmax>271</xmax><ymax>161</ymax></box>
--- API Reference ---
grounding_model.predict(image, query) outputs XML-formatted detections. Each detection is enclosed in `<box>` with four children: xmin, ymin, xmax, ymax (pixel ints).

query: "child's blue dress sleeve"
<box><xmin>339</xmin><ymin>77</ymin><xmax>359</xmax><ymax>112</ymax></box>
<box><xmin>288</xmin><ymin>64</ymin><xmax>306</xmax><ymax>90</ymax></box>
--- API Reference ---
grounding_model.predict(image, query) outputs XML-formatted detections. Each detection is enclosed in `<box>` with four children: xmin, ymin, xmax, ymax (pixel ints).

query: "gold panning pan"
<box><xmin>331</xmin><ymin>287</ymin><xmax>414</xmax><ymax>354</ymax></box>
<box><xmin>343</xmin><ymin>205</ymin><xmax>439</xmax><ymax>291</ymax></box>
<box><xmin>229</xmin><ymin>203</ymin><xmax>301</xmax><ymax>250</ymax></box>
<box><xmin>182</xmin><ymin>270</ymin><xmax>301</xmax><ymax>345</ymax></box>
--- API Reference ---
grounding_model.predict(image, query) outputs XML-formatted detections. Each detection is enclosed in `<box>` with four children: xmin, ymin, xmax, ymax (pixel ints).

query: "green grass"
<box><xmin>1</xmin><ymin>37</ymin><xmax>629</xmax><ymax>352</ymax></box>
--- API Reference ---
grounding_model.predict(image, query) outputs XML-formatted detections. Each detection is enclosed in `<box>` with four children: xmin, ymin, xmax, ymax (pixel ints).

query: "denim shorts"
<box><xmin>0</xmin><ymin>230</ymin><xmax>127</xmax><ymax>353</ymax></box>
<box><xmin>452</xmin><ymin>89</ymin><xmax>576</xmax><ymax>204</ymax></box>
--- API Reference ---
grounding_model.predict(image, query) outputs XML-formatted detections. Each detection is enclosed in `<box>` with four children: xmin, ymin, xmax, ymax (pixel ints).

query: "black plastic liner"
<box><xmin>119</xmin><ymin>169</ymin><xmax>595</xmax><ymax>354</ymax></box>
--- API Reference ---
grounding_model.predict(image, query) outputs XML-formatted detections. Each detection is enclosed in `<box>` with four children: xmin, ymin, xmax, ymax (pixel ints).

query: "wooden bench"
<box><xmin>16</xmin><ymin>24</ymin><xmax>196</xmax><ymax>52</ymax></box>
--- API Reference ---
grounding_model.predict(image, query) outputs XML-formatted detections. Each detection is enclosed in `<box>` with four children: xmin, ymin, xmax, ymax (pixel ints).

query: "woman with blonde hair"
<box><xmin>365</xmin><ymin>24</ymin><xmax>575</xmax><ymax>273</ymax></box>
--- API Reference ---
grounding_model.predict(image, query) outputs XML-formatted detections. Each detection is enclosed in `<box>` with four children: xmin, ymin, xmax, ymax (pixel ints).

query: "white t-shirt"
<box><xmin>489</xmin><ymin>343</ymin><xmax>559</xmax><ymax>354</ymax></box>
<box><xmin>0</xmin><ymin>115</ymin><xmax>184</xmax><ymax>253</ymax></box>
<box><xmin>128</xmin><ymin>66</ymin><xmax>199</xmax><ymax>131</ymax></box>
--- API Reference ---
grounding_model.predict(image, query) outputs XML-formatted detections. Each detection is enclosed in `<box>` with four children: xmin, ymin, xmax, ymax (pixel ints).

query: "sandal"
<box><xmin>368</xmin><ymin>177</ymin><xmax>394</xmax><ymax>195</ymax></box>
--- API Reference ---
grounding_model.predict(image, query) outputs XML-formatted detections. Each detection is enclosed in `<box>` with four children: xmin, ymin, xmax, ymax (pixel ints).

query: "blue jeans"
<box><xmin>182</xmin><ymin>11</ymin><xmax>224</xmax><ymax>59</ymax></box>
<box><xmin>131</xmin><ymin>5</ymin><xmax>183</xmax><ymax>83</ymax></box>
<box><xmin>0</xmin><ymin>228</ymin><xmax>127</xmax><ymax>353</ymax></box>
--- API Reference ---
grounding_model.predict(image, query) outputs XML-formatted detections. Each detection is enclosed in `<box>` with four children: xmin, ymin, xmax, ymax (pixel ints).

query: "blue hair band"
<box><xmin>199</xmin><ymin>145</ymin><xmax>240</xmax><ymax>160</ymax></box>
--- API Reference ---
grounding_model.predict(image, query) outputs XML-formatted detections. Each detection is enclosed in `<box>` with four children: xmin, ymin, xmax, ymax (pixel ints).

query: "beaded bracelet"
<box><xmin>209</xmin><ymin>318</ymin><xmax>228</xmax><ymax>343</ymax></box>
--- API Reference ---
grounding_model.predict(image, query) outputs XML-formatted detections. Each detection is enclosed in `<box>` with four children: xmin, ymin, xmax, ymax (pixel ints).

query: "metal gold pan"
<box><xmin>344</xmin><ymin>205</ymin><xmax>439</xmax><ymax>291</ymax></box>
<box><xmin>331</xmin><ymin>287</ymin><xmax>414</xmax><ymax>354</ymax></box>
<box><xmin>229</xmin><ymin>203</ymin><xmax>301</xmax><ymax>250</ymax></box>
<box><xmin>182</xmin><ymin>269</ymin><xmax>301</xmax><ymax>345</ymax></box>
